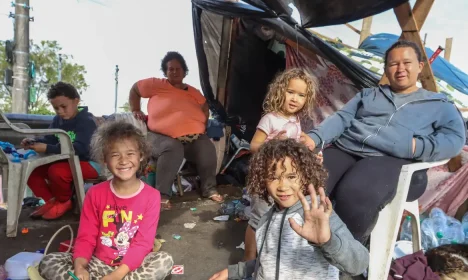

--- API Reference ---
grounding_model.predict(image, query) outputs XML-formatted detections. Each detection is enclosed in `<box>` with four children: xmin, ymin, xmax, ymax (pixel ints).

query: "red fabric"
<box><xmin>285</xmin><ymin>45</ymin><xmax>358</xmax><ymax>131</ymax></box>
<box><xmin>27</xmin><ymin>161</ymin><xmax>98</xmax><ymax>202</ymax></box>
<box><xmin>73</xmin><ymin>181</ymin><xmax>161</xmax><ymax>271</ymax></box>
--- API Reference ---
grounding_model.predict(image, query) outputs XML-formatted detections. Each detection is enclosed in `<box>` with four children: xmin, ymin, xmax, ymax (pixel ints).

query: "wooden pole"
<box><xmin>444</xmin><ymin>37</ymin><xmax>453</xmax><ymax>62</ymax></box>
<box><xmin>11</xmin><ymin>0</ymin><xmax>30</xmax><ymax>114</ymax></box>
<box><xmin>359</xmin><ymin>17</ymin><xmax>373</xmax><ymax>46</ymax></box>
<box><xmin>379</xmin><ymin>0</ymin><xmax>436</xmax><ymax>90</ymax></box>
<box><xmin>392</xmin><ymin>1</ymin><xmax>438</xmax><ymax>92</ymax></box>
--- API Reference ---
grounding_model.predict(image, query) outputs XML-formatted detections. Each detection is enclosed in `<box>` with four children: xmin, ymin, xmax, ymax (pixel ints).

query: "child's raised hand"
<box><xmin>289</xmin><ymin>185</ymin><xmax>332</xmax><ymax>245</ymax></box>
<box><xmin>209</xmin><ymin>268</ymin><xmax>228</xmax><ymax>280</ymax></box>
<box><xmin>317</xmin><ymin>151</ymin><xmax>324</xmax><ymax>164</ymax></box>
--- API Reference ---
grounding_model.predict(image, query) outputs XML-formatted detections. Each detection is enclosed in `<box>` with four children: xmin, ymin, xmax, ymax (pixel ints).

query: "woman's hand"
<box><xmin>300</xmin><ymin>133</ymin><xmax>316</xmax><ymax>151</ymax></box>
<box><xmin>412</xmin><ymin>138</ymin><xmax>416</xmax><ymax>155</ymax></box>
<box><xmin>30</xmin><ymin>143</ymin><xmax>47</xmax><ymax>153</ymax></box>
<box><xmin>209</xmin><ymin>269</ymin><xmax>228</xmax><ymax>280</ymax></box>
<box><xmin>289</xmin><ymin>185</ymin><xmax>333</xmax><ymax>245</ymax></box>
<box><xmin>132</xmin><ymin>110</ymin><xmax>146</xmax><ymax>121</ymax></box>
<box><xmin>74</xmin><ymin>266</ymin><xmax>90</xmax><ymax>280</ymax></box>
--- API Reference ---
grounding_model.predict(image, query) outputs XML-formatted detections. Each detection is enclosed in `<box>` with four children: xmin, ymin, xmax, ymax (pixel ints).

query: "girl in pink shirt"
<box><xmin>38</xmin><ymin>121</ymin><xmax>173</xmax><ymax>280</ymax></box>
<box><xmin>250</xmin><ymin>68</ymin><xmax>319</xmax><ymax>153</ymax></box>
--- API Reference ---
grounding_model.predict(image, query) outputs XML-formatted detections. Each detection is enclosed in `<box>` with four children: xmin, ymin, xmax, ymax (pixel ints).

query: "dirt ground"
<box><xmin>0</xmin><ymin>185</ymin><xmax>361</xmax><ymax>280</ymax></box>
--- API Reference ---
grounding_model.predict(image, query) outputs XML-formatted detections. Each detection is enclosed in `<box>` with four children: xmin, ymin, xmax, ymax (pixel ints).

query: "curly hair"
<box><xmin>47</xmin><ymin>81</ymin><xmax>80</xmax><ymax>100</ymax></box>
<box><xmin>160</xmin><ymin>51</ymin><xmax>189</xmax><ymax>76</ymax></box>
<box><xmin>90</xmin><ymin>120</ymin><xmax>150</xmax><ymax>177</ymax></box>
<box><xmin>263</xmin><ymin>68</ymin><xmax>318</xmax><ymax>119</ymax></box>
<box><xmin>247</xmin><ymin>139</ymin><xmax>327</xmax><ymax>204</ymax></box>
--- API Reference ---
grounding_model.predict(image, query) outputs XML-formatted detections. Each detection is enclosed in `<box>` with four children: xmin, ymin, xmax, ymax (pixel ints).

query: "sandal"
<box><xmin>161</xmin><ymin>199</ymin><xmax>172</xmax><ymax>211</ymax></box>
<box><xmin>208</xmin><ymin>193</ymin><xmax>225</xmax><ymax>203</ymax></box>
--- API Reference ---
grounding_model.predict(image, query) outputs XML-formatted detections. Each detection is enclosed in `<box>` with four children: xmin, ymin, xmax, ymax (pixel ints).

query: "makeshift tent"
<box><xmin>192</xmin><ymin>0</ymin><xmax>408</xmax><ymax>142</ymax></box>
<box><xmin>361</xmin><ymin>33</ymin><xmax>468</xmax><ymax>95</ymax></box>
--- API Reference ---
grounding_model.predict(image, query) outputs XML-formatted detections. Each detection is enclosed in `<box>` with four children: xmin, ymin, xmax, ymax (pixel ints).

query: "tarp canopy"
<box><xmin>241</xmin><ymin>0</ymin><xmax>408</xmax><ymax>27</ymax></box>
<box><xmin>361</xmin><ymin>33</ymin><xmax>468</xmax><ymax>95</ymax></box>
<box><xmin>192</xmin><ymin>0</ymin><xmax>380</xmax><ymax>127</ymax></box>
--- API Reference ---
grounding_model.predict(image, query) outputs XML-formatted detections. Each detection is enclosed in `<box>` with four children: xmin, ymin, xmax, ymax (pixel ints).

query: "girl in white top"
<box><xmin>250</xmin><ymin>68</ymin><xmax>319</xmax><ymax>153</ymax></box>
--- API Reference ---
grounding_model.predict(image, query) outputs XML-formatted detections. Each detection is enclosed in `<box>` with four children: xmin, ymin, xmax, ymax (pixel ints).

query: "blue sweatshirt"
<box><xmin>35</xmin><ymin>106</ymin><xmax>97</xmax><ymax>161</ymax></box>
<box><xmin>308</xmin><ymin>85</ymin><xmax>466</xmax><ymax>162</ymax></box>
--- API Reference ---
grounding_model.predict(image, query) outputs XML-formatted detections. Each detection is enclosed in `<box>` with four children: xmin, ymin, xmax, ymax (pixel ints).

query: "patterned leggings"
<box><xmin>38</xmin><ymin>251</ymin><xmax>173</xmax><ymax>280</ymax></box>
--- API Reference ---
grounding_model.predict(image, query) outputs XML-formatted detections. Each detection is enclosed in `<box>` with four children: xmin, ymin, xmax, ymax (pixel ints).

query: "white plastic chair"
<box><xmin>0</xmin><ymin>112</ymin><xmax>85</xmax><ymax>237</ymax></box>
<box><xmin>367</xmin><ymin>159</ymin><xmax>449</xmax><ymax>280</ymax></box>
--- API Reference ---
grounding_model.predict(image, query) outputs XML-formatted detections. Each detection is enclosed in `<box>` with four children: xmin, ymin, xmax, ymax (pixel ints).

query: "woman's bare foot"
<box><xmin>209</xmin><ymin>193</ymin><xmax>224</xmax><ymax>203</ymax></box>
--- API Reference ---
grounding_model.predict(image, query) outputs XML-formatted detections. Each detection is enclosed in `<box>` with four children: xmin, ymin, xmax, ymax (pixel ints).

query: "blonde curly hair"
<box><xmin>263</xmin><ymin>68</ymin><xmax>318</xmax><ymax>119</ymax></box>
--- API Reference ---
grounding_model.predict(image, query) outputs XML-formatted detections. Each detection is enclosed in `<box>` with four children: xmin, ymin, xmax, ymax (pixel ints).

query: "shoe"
<box><xmin>42</xmin><ymin>200</ymin><xmax>72</xmax><ymax>220</ymax></box>
<box><xmin>30</xmin><ymin>199</ymin><xmax>56</xmax><ymax>218</ymax></box>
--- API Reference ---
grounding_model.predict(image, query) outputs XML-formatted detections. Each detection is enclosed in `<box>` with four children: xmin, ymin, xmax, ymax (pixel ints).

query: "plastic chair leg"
<box><xmin>6</xmin><ymin>164</ymin><xmax>26</xmax><ymax>237</ymax></box>
<box><xmin>69</xmin><ymin>156</ymin><xmax>85</xmax><ymax>211</ymax></box>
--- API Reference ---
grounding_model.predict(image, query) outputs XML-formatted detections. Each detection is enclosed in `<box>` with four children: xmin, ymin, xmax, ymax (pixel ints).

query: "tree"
<box><xmin>0</xmin><ymin>40</ymin><xmax>89</xmax><ymax>114</ymax></box>
<box><xmin>120</xmin><ymin>102</ymin><xmax>131</xmax><ymax>112</ymax></box>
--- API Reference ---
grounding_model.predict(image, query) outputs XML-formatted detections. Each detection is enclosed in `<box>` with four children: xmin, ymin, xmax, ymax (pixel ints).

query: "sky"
<box><xmin>0</xmin><ymin>0</ymin><xmax>467</xmax><ymax>115</ymax></box>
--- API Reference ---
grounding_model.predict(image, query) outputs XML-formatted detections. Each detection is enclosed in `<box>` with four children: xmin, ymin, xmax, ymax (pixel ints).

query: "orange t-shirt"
<box><xmin>137</xmin><ymin>78</ymin><xmax>207</xmax><ymax>138</ymax></box>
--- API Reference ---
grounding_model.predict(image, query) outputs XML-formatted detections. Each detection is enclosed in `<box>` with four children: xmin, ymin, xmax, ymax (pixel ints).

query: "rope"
<box><xmin>44</xmin><ymin>225</ymin><xmax>74</xmax><ymax>255</ymax></box>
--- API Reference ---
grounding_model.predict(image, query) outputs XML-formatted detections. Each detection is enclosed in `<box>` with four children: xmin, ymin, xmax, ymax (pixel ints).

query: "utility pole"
<box><xmin>11</xmin><ymin>0</ymin><xmax>31</xmax><ymax>114</ymax></box>
<box><xmin>114</xmin><ymin>65</ymin><xmax>119</xmax><ymax>114</ymax></box>
<box><xmin>57</xmin><ymin>54</ymin><xmax>62</xmax><ymax>81</ymax></box>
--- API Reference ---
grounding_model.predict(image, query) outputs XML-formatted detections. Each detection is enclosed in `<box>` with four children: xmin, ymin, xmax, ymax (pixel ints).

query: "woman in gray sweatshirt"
<box><xmin>209</xmin><ymin>139</ymin><xmax>369</xmax><ymax>280</ymax></box>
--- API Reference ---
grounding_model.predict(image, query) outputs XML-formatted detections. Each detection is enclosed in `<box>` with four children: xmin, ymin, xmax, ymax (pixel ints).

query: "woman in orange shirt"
<box><xmin>129</xmin><ymin>51</ymin><xmax>223</xmax><ymax>209</ymax></box>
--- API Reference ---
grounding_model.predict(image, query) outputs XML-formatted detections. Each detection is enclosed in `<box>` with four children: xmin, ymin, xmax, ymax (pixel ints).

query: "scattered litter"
<box><xmin>218</xmin><ymin>241</ymin><xmax>224</xmax><ymax>248</ymax></box>
<box><xmin>172</xmin><ymin>234</ymin><xmax>182</xmax><ymax>240</ymax></box>
<box><xmin>171</xmin><ymin>265</ymin><xmax>184</xmax><ymax>275</ymax></box>
<box><xmin>21</xmin><ymin>227</ymin><xmax>29</xmax><ymax>234</ymax></box>
<box><xmin>234</xmin><ymin>218</ymin><xmax>241</xmax><ymax>222</ymax></box>
<box><xmin>213</xmin><ymin>215</ymin><xmax>230</xmax><ymax>221</ymax></box>
<box><xmin>153</xmin><ymin>238</ymin><xmax>166</xmax><ymax>252</ymax></box>
<box><xmin>184</xmin><ymin>222</ymin><xmax>196</xmax><ymax>229</ymax></box>
<box><xmin>236</xmin><ymin>242</ymin><xmax>245</xmax><ymax>250</ymax></box>
<box><xmin>219</xmin><ymin>199</ymin><xmax>251</xmax><ymax>220</ymax></box>
<box><xmin>190</xmin><ymin>207</ymin><xmax>197</xmax><ymax>211</ymax></box>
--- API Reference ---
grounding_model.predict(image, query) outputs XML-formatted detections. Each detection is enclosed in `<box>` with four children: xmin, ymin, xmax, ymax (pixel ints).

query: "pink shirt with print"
<box><xmin>257</xmin><ymin>112</ymin><xmax>302</xmax><ymax>142</ymax></box>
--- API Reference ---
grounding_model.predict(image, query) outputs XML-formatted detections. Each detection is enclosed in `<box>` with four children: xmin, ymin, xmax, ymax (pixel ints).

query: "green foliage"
<box><xmin>120</xmin><ymin>102</ymin><xmax>131</xmax><ymax>112</ymax></box>
<box><xmin>0</xmin><ymin>40</ymin><xmax>88</xmax><ymax>114</ymax></box>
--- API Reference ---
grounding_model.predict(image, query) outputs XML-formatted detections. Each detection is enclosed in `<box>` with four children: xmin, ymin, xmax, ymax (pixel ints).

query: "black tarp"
<box><xmin>242</xmin><ymin>0</ymin><xmax>409</xmax><ymax>28</ymax></box>
<box><xmin>192</xmin><ymin>0</ymin><xmax>379</xmax><ymax>128</ymax></box>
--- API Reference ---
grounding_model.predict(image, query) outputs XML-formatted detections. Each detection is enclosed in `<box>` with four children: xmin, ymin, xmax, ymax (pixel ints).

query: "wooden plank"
<box><xmin>444</xmin><ymin>37</ymin><xmax>453</xmax><ymax>62</ymax></box>
<box><xmin>345</xmin><ymin>23</ymin><xmax>362</xmax><ymax>35</ymax></box>
<box><xmin>359</xmin><ymin>17</ymin><xmax>373</xmax><ymax>46</ymax></box>
<box><xmin>394</xmin><ymin>1</ymin><xmax>438</xmax><ymax>92</ymax></box>
<box><xmin>379</xmin><ymin>0</ymin><xmax>435</xmax><ymax>86</ymax></box>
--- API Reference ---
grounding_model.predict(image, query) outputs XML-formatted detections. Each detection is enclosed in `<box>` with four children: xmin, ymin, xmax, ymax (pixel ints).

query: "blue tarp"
<box><xmin>360</xmin><ymin>33</ymin><xmax>468</xmax><ymax>95</ymax></box>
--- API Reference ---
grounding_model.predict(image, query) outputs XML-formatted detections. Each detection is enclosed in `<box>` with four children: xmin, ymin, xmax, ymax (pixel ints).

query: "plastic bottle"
<box><xmin>400</xmin><ymin>216</ymin><xmax>413</xmax><ymax>241</ymax></box>
<box><xmin>462</xmin><ymin>212</ymin><xmax>468</xmax><ymax>244</ymax></box>
<box><xmin>429</xmin><ymin>208</ymin><xmax>447</xmax><ymax>243</ymax></box>
<box><xmin>230</xmin><ymin>134</ymin><xmax>242</xmax><ymax>149</ymax></box>
<box><xmin>421</xmin><ymin>218</ymin><xmax>439</xmax><ymax>250</ymax></box>
<box><xmin>445</xmin><ymin>222</ymin><xmax>465</xmax><ymax>244</ymax></box>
